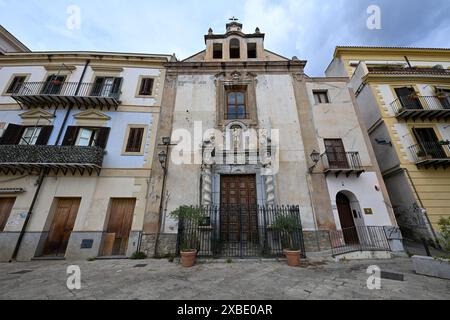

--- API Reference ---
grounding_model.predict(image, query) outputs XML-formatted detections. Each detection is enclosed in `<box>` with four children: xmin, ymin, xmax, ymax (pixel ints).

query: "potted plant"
<box><xmin>170</xmin><ymin>206</ymin><xmax>204</xmax><ymax>268</ymax></box>
<box><xmin>439</xmin><ymin>140</ymin><xmax>450</xmax><ymax>146</ymax></box>
<box><xmin>272</xmin><ymin>215</ymin><xmax>302</xmax><ymax>267</ymax></box>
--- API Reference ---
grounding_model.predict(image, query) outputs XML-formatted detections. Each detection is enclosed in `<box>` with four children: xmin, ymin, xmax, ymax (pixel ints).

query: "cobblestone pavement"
<box><xmin>0</xmin><ymin>257</ymin><xmax>449</xmax><ymax>300</ymax></box>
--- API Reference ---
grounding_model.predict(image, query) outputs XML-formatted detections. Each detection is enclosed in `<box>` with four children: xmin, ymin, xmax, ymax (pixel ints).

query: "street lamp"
<box><xmin>158</xmin><ymin>151</ymin><xmax>167</xmax><ymax>171</ymax></box>
<box><xmin>162</xmin><ymin>136</ymin><xmax>171</xmax><ymax>146</ymax></box>
<box><xmin>308</xmin><ymin>150</ymin><xmax>321</xmax><ymax>173</ymax></box>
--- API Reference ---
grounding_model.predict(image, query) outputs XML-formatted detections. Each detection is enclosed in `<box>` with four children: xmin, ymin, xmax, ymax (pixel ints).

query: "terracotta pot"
<box><xmin>284</xmin><ymin>250</ymin><xmax>301</xmax><ymax>267</ymax></box>
<box><xmin>180</xmin><ymin>250</ymin><xmax>197</xmax><ymax>268</ymax></box>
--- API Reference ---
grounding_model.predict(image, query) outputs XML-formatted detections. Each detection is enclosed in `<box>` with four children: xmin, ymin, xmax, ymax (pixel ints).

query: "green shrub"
<box><xmin>271</xmin><ymin>215</ymin><xmax>302</xmax><ymax>251</ymax></box>
<box><xmin>170</xmin><ymin>206</ymin><xmax>204</xmax><ymax>251</ymax></box>
<box><xmin>438</xmin><ymin>217</ymin><xmax>450</xmax><ymax>252</ymax></box>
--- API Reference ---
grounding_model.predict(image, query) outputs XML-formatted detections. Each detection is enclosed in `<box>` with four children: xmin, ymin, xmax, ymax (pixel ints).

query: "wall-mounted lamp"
<box><xmin>375</xmin><ymin>138</ymin><xmax>392</xmax><ymax>147</ymax></box>
<box><xmin>158</xmin><ymin>151</ymin><xmax>167</xmax><ymax>171</ymax></box>
<box><xmin>162</xmin><ymin>136</ymin><xmax>171</xmax><ymax>146</ymax></box>
<box><xmin>308</xmin><ymin>150</ymin><xmax>321</xmax><ymax>173</ymax></box>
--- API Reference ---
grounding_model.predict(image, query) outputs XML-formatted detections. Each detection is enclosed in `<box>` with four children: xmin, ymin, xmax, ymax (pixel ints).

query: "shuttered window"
<box><xmin>313</xmin><ymin>91</ymin><xmax>330</xmax><ymax>104</ymax></box>
<box><xmin>138</xmin><ymin>78</ymin><xmax>154</xmax><ymax>96</ymax></box>
<box><xmin>0</xmin><ymin>124</ymin><xmax>53</xmax><ymax>145</ymax></box>
<box><xmin>125</xmin><ymin>127</ymin><xmax>145</xmax><ymax>153</ymax></box>
<box><xmin>62</xmin><ymin>126</ymin><xmax>110</xmax><ymax>149</ymax></box>
<box><xmin>6</xmin><ymin>76</ymin><xmax>26</xmax><ymax>94</ymax></box>
<box><xmin>91</xmin><ymin>77</ymin><xmax>123</xmax><ymax>98</ymax></box>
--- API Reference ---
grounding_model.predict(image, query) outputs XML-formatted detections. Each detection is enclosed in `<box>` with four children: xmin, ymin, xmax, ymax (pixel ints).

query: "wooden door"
<box><xmin>0</xmin><ymin>198</ymin><xmax>15</xmax><ymax>231</ymax></box>
<box><xmin>413</xmin><ymin>128</ymin><xmax>446</xmax><ymax>158</ymax></box>
<box><xmin>325</xmin><ymin>139</ymin><xmax>349</xmax><ymax>169</ymax></box>
<box><xmin>336</xmin><ymin>193</ymin><xmax>359</xmax><ymax>245</ymax></box>
<box><xmin>220</xmin><ymin>175</ymin><xmax>258</xmax><ymax>242</ymax></box>
<box><xmin>395</xmin><ymin>87</ymin><xmax>423</xmax><ymax>110</ymax></box>
<box><xmin>104</xmin><ymin>198</ymin><xmax>136</xmax><ymax>256</ymax></box>
<box><xmin>44</xmin><ymin>198</ymin><xmax>80</xmax><ymax>256</ymax></box>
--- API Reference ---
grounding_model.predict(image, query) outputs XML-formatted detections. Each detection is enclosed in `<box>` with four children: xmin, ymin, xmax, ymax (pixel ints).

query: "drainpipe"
<box><xmin>10</xmin><ymin>170</ymin><xmax>46</xmax><ymax>261</ymax></box>
<box><xmin>154</xmin><ymin>143</ymin><xmax>170</xmax><ymax>257</ymax></box>
<box><xmin>54</xmin><ymin>59</ymin><xmax>91</xmax><ymax>146</ymax></box>
<box><xmin>403</xmin><ymin>168</ymin><xmax>439</xmax><ymax>244</ymax></box>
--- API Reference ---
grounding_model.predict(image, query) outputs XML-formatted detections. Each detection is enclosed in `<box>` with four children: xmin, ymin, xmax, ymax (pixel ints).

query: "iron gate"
<box><xmin>176</xmin><ymin>205</ymin><xmax>306</xmax><ymax>258</ymax></box>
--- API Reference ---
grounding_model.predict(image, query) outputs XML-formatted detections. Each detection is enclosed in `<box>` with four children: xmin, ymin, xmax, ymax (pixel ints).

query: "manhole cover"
<box><xmin>381</xmin><ymin>271</ymin><xmax>404</xmax><ymax>282</ymax></box>
<box><xmin>10</xmin><ymin>270</ymin><xmax>33</xmax><ymax>275</ymax></box>
<box><xmin>133</xmin><ymin>264</ymin><xmax>148</xmax><ymax>268</ymax></box>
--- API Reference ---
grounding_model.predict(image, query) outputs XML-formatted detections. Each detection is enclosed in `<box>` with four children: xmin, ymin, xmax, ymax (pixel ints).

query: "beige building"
<box><xmin>0</xmin><ymin>38</ymin><xmax>171</xmax><ymax>261</ymax></box>
<box><xmin>142</xmin><ymin>21</ymin><xmax>401</xmax><ymax>258</ymax></box>
<box><xmin>327</xmin><ymin>46</ymin><xmax>450</xmax><ymax>243</ymax></box>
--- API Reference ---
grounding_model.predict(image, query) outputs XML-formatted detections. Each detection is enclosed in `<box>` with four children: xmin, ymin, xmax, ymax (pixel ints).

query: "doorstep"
<box><xmin>32</xmin><ymin>257</ymin><xmax>66</xmax><ymax>261</ymax></box>
<box><xmin>95</xmin><ymin>256</ymin><xmax>129</xmax><ymax>260</ymax></box>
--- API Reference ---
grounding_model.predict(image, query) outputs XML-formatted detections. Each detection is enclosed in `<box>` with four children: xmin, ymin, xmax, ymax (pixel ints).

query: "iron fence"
<box><xmin>176</xmin><ymin>205</ymin><xmax>306</xmax><ymax>258</ymax></box>
<box><xmin>329</xmin><ymin>226</ymin><xmax>391</xmax><ymax>256</ymax></box>
<box><xmin>408</xmin><ymin>141</ymin><xmax>450</xmax><ymax>162</ymax></box>
<box><xmin>12</xmin><ymin>81</ymin><xmax>121</xmax><ymax>100</ymax></box>
<box><xmin>390</xmin><ymin>95</ymin><xmax>450</xmax><ymax>115</ymax></box>
<box><xmin>322</xmin><ymin>151</ymin><xmax>363</xmax><ymax>170</ymax></box>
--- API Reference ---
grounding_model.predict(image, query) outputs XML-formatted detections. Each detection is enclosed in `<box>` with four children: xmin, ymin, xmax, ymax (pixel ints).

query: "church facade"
<box><xmin>141</xmin><ymin>21</ymin><xmax>402</xmax><ymax>258</ymax></box>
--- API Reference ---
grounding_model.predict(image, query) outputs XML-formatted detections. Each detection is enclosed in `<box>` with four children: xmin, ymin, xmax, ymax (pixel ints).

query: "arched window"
<box><xmin>229</xmin><ymin>38</ymin><xmax>240</xmax><ymax>59</ymax></box>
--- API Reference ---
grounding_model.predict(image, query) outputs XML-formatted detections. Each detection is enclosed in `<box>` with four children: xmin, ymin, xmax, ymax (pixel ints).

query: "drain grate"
<box><xmin>133</xmin><ymin>264</ymin><xmax>148</xmax><ymax>268</ymax></box>
<box><xmin>10</xmin><ymin>270</ymin><xmax>33</xmax><ymax>275</ymax></box>
<box><xmin>381</xmin><ymin>271</ymin><xmax>404</xmax><ymax>282</ymax></box>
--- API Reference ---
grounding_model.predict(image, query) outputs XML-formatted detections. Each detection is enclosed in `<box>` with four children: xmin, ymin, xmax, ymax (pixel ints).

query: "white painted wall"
<box><xmin>327</xmin><ymin>172</ymin><xmax>392</xmax><ymax>229</ymax></box>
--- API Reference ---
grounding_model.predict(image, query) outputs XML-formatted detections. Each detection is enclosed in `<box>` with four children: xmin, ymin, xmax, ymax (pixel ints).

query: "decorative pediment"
<box><xmin>73</xmin><ymin>110</ymin><xmax>111</xmax><ymax>121</ymax></box>
<box><xmin>19</xmin><ymin>109</ymin><xmax>55</xmax><ymax>120</ymax></box>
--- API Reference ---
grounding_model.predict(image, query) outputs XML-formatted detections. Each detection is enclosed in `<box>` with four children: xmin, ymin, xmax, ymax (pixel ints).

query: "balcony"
<box><xmin>0</xmin><ymin>145</ymin><xmax>104</xmax><ymax>175</ymax></box>
<box><xmin>322</xmin><ymin>152</ymin><xmax>365</xmax><ymax>177</ymax></box>
<box><xmin>408</xmin><ymin>142</ymin><xmax>450</xmax><ymax>169</ymax></box>
<box><xmin>11</xmin><ymin>81</ymin><xmax>121</xmax><ymax>110</ymax></box>
<box><xmin>390</xmin><ymin>95</ymin><xmax>450</xmax><ymax>121</ymax></box>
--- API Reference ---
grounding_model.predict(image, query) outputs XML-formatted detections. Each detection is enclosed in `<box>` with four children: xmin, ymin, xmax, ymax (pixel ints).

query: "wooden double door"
<box><xmin>44</xmin><ymin>198</ymin><xmax>80</xmax><ymax>257</ymax></box>
<box><xmin>220</xmin><ymin>175</ymin><xmax>258</xmax><ymax>243</ymax></box>
<box><xmin>102</xmin><ymin>198</ymin><xmax>136</xmax><ymax>256</ymax></box>
<box><xmin>0</xmin><ymin>198</ymin><xmax>16</xmax><ymax>232</ymax></box>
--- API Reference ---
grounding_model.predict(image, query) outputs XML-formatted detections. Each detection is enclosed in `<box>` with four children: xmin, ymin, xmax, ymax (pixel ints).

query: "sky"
<box><xmin>0</xmin><ymin>0</ymin><xmax>449</xmax><ymax>76</ymax></box>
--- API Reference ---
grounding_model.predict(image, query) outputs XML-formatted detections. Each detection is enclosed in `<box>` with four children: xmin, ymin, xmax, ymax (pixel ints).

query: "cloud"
<box><xmin>0</xmin><ymin>0</ymin><xmax>449</xmax><ymax>75</ymax></box>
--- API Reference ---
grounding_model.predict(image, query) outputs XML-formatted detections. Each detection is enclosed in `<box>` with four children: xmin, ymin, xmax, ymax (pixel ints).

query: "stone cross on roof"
<box><xmin>229</xmin><ymin>16</ymin><xmax>239</xmax><ymax>22</ymax></box>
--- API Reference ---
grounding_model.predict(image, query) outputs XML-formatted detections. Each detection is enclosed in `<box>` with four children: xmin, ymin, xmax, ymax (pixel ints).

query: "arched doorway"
<box><xmin>336</xmin><ymin>192</ymin><xmax>359</xmax><ymax>245</ymax></box>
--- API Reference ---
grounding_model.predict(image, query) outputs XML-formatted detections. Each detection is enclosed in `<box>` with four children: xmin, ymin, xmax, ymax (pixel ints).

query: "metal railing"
<box><xmin>322</xmin><ymin>151</ymin><xmax>363</xmax><ymax>170</ymax></box>
<box><xmin>12</xmin><ymin>81</ymin><xmax>121</xmax><ymax>100</ymax></box>
<box><xmin>176</xmin><ymin>205</ymin><xmax>306</xmax><ymax>258</ymax></box>
<box><xmin>408</xmin><ymin>141</ymin><xmax>450</xmax><ymax>162</ymax></box>
<box><xmin>329</xmin><ymin>226</ymin><xmax>391</xmax><ymax>256</ymax></box>
<box><xmin>390</xmin><ymin>95</ymin><xmax>450</xmax><ymax>115</ymax></box>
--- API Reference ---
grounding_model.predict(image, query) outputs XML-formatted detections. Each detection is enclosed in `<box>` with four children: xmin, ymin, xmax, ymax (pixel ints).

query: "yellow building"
<box><xmin>326</xmin><ymin>47</ymin><xmax>450</xmax><ymax>243</ymax></box>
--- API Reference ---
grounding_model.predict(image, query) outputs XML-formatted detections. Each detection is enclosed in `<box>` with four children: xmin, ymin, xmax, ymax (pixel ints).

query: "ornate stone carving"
<box><xmin>265</xmin><ymin>173</ymin><xmax>276</xmax><ymax>205</ymax></box>
<box><xmin>201</xmin><ymin>165</ymin><xmax>213</xmax><ymax>206</ymax></box>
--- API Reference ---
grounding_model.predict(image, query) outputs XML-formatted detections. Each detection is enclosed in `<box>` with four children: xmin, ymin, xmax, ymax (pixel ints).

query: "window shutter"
<box><xmin>0</xmin><ymin>124</ymin><xmax>24</xmax><ymax>145</ymax></box>
<box><xmin>91</xmin><ymin>77</ymin><xmax>105</xmax><ymax>96</ymax></box>
<box><xmin>62</xmin><ymin>126</ymin><xmax>79</xmax><ymax>146</ymax></box>
<box><xmin>35</xmin><ymin>126</ymin><xmax>54</xmax><ymax>145</ymax></box>
<box><xmin>112</xmin><ymin>77</ymin><xmax>123</xmax><ymax>97</ymax></box>
<box><xmin>126</xmin><ymin>128</ymin><xmax>144</xmax><ymax>152</ymax></box>
<box><xmin>96</xmin><ymin>127</ymin><xmax>111</xmax><ymax>149</ymax></box>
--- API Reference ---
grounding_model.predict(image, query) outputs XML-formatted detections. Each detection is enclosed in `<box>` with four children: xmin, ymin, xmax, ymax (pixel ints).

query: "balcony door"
<box><xmin>438</xmin><ymin>89</ymin><xmax>450</xmax><ymax>109</ymax></box>
<box><xmin>43</xmin><ymin>198</ymin><xmax>80</xmax><ymax>257</ymax></box>
<box><xmin>41</xmin><ymin>75</ymin><xmax>66</xmax><ymax>95</ymax></box>
<box><xmin>395</xmin><ymin>87</ymin><xmax>423</xmax><ymax>110</ymax></box>
<box><xmin>325</xmin><ymin>139</ymin><xmax>349</xmax><ymax>169</ymax></box>
<box><xmin>413</xmin><ymin>128</ymin><xmax>446</xmax><ymax>159</ymax></box>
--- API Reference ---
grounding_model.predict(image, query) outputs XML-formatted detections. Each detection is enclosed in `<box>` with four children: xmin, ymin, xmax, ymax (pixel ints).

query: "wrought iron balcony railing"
<box><xmin>0</xmin><ymin>145</ymin><xmax>104</xmax><ymax>175</ymax></box>
<box><xmin>408</xmin><ymin>142</ymin><xmax>450</xmax><ymax>168</ymax></box>
<box><xmin>322</xmin><ymin>151</ymin><xmax>365</xmax><ymax>177</ymax></box>
<box><xmin>390</xmin><ymin>95</ymin><xmax>450</xmax><ymax>120</ymax></box>
<box><xmin>11</xmin><ymin>81</ymin><xmax>121</xmax><ymax>110</ymax></box>
<box><xmin>329</xmin><ymin>226</ymin><xmax>391</xmax><ymax>256</ymax></box>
